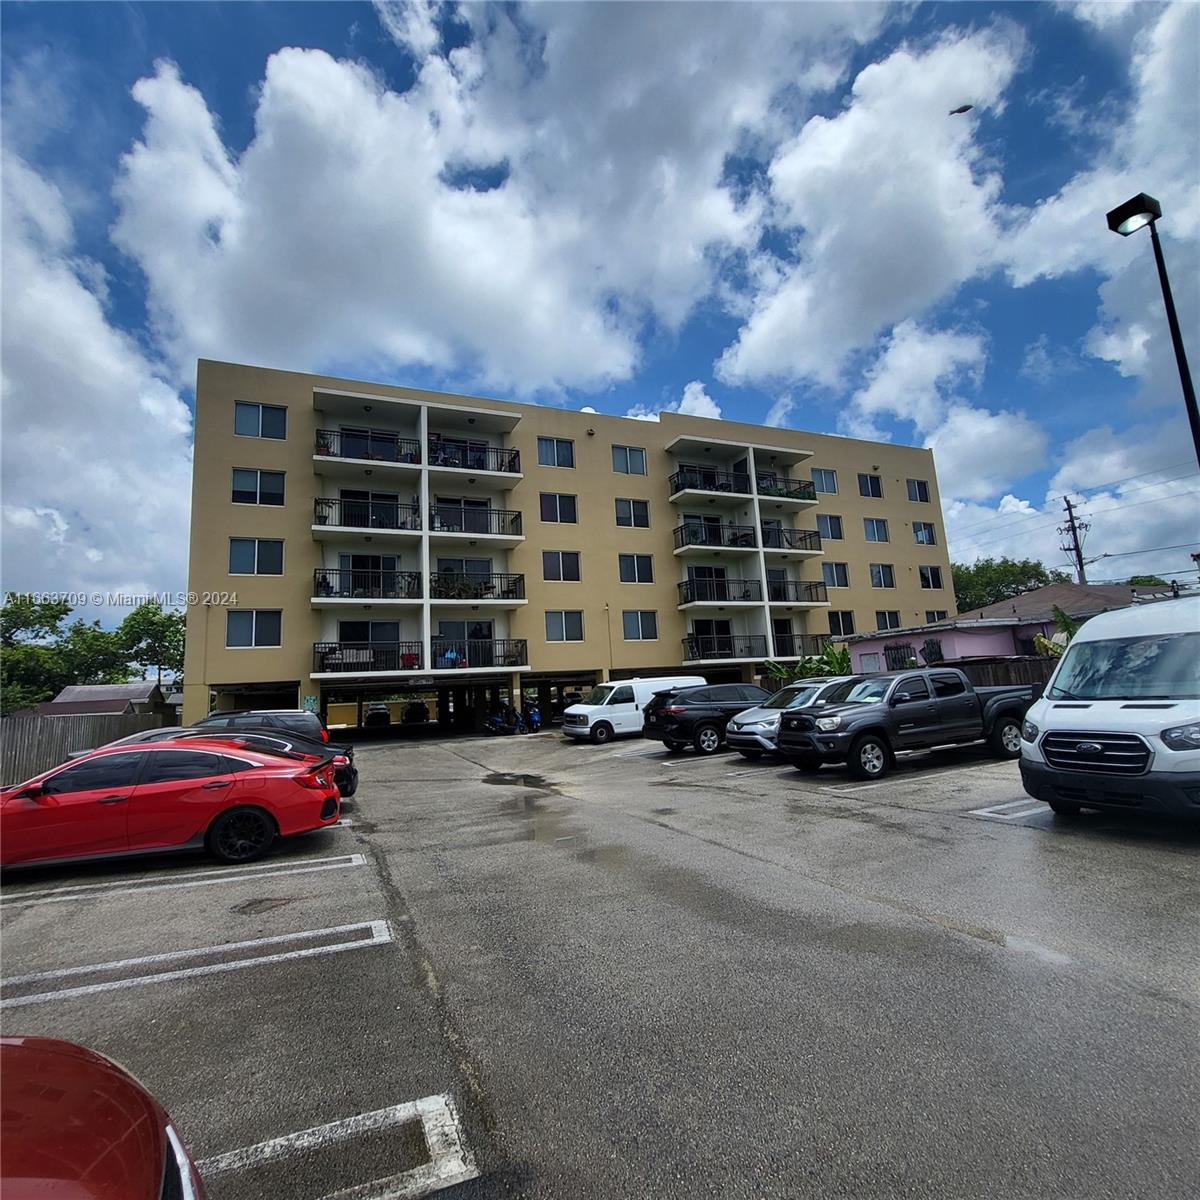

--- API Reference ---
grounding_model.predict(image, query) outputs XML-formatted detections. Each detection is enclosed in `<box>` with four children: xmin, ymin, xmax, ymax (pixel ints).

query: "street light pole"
<box><xmin>1147</xmin><ymin>220</ymin><xmax>1200</xmax><ymax>466</ymax></box>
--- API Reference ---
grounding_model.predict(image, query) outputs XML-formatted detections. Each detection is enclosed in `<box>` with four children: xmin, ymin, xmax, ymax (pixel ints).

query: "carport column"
<box><xmin>509</xmin><ymin>671</ymin><xmax>524</xmax><ymax>712</ymax></box>
<box><xmin>748</xmin><ymin>448</ymin><xmax>776</xmax><ymax>657</ymax></box>
<box><xmin>419</xmin><ymin>404</ymin><xmax>432</xmax><ymax>672</ymax></box>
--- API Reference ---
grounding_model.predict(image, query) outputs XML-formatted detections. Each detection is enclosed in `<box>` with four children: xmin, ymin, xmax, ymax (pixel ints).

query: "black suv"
<box><xmin>643</xmin><ymin>683</ymin><xmax>770</xmax><ymax>754</ymax></box>
<box><xmin>194</xmin><ymin>709</ymin><xmax>330</xmax><ymax>741</ymax></box>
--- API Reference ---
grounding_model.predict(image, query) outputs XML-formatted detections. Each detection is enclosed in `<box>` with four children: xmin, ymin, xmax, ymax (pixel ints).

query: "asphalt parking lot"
<box><xmin>2</xmin><ymin>732</ymin><xmax>1198</xmax><ymax>1198</ymax></box>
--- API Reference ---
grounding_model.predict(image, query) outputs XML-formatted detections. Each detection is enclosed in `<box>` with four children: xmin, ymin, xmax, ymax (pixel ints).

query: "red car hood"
<box><xmin>0</xmin><ymin>1037</ymin><xmax>166</xmax><ymax>1199</ymax></box>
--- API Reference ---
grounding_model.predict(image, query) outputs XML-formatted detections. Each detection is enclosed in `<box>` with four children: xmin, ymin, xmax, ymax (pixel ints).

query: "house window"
<box><xmin>615</xmin><ymin>498</ymin><xmax>650</xmax><ymax>528</ymax></box>
<box><xmin>914</xmin><ymin>521</ymin><xmax>937</xmax><ymax>545</ymax></box>
<box><xmin>816</xmin><ymin>514</ymin><xmax>843</xmax><ymax>540</ymax></box>
<box><xmin>543</xmin><ymin>551</ymin><xmax>581</xmax><ymax>582</ymax></box>
<box><xmin>540</xmin><ymin>493</ymin><xmax>578</xmax><ymax>523</ymax></box>
<box><xmin>229</xmin><ymin>538</ymin><xmax>283</xmax><ymax>575</ymax></box>
<box><xmin>870</xmin><ymin>563</ymin><xmax>896</xmax><ymax>588</ymax></box>
<box><xmin>545</xmin><ymin>610</ymin><xmax>584</xmax><ymax>642</ymax></box>
<box><xmin>612</xmin><ymin>445</ymin><xmax>646</xmax><ymax>475</ymax></box>
<box><xmin>618</xmin><ymin>554</ymin><xmax>654</xmax><ymax>583</ymax></box>
<box><xmin>339</xmin><ymin>619</ymin><xmax>401</xmax><ymax>643</ymax></box>
<box><xmin>232</xmin><ymin>469</ymin><xmax>284</xmax><ymax>506</ymax></box>
<box><xmin>925</xmin><ymin>609</ymin><xmax>949</xmax><ymax>623</ymax></box>
<box><xmin>919</xmin><ymin>565</ymin><xmax>943</xmax><ymax>590</ymax></box>
<box><xmin>811</xmin><ymin>468</ymin><xmax>838</xmax><ymax>494</ymax></box>
<box><xmin>860</xmin><ymin>652</ymin><xmax>881</xmax><ymax>672</ymax></box>
<box><xmin>876</xmin><ymin>611</ymin><xmax>902</xmax><ymax>631</ymax></box>
<box><xmin>822</xmin><ymin>562</ymin><xmax>850</xmax><ymax>588</ymax></box>
<box><xmin>537</xmin><ymin>437</ymin><xmax>575</xmax><ymax>468</ymax></box>
<box><xmin>864</xmin><ymin>517</ymin><xmax>889</xmax><ymax>542</ymax></box>
<box><xmin>829</xmin><ymin>611</ymin><xmax>856</xmax><ymax>637</ymax></box>
<box><xmin>858</xmin><ymin>472</ymin><xmax>883</xmax><ymax>498</ymax></box>
<box><xmin>234</xmin><ymin>401</ymin><xmax>286</xmax><ymax>440</ymax></box>
<box><xmin>884</xmin><ymin>643</ymin><xmax>916</xmax><ymax>669</ymax></box>
<box><xmin>622</xmin><ymin>611</ymin><xmax>658</xmax><ymax>640</ymax></box>
<box><xmin>907</xmin><ymin>478</ymin><xmax>930</xmax><ymax>503</ymax></box>
<box><xmin>226</xmin><ymin>609</ymin><xmax>282</xmax><ymax>648</ymax></box>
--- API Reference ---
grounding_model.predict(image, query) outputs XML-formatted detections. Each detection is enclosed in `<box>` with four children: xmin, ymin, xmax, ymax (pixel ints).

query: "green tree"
<box><xmin>765</xmin><ymin>642</ymin><xmax>853</xmax><ymax>684</ymax></box>
<box><xmin>951</xmin><ymin>557</ymin><xmax>1072</xmax><ymax>612</ymax></box>
<box><xmin>1126</xmin><ymin>575</ymin><xmax>1168</xmax><ymax>587</ymax></box>
<box><xmin>119</xmin><ymin>601</ymin><xmax>185</xmax><ymax>685</ymax></box>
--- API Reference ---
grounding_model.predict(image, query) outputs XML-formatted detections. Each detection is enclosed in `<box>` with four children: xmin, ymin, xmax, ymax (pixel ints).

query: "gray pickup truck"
<box><xmin>776</xmin><ymin>668</ymin><xmax>1034</xmax><ymax>780</ymax></box>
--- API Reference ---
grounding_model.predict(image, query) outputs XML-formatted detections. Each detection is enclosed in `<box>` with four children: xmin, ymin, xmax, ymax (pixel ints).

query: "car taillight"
<box><xmin>299</xmin><ymin>768</ymin><xmax>330</xmax><ymax>789</ymax></box>
<box><xmin>320</xmin><ymin>728</ymin><xmax>329</xmax><ymax>742</ymax></box>
<box><xmin>663</xmin><ymin>706</ymin><xmax>687</xmax><ymax>715</ymax></box>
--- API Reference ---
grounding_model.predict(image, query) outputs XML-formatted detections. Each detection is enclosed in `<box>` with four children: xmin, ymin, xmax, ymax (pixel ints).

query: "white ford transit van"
<box><xmin>562</xmin><ymin>676</ymin><xmax>707</xmax><ymax>744</ymax></box>
<box><xmin>1019</xmin><ymin>596</ymin><xmax>1199</xmax><ymax>818</ymax></box>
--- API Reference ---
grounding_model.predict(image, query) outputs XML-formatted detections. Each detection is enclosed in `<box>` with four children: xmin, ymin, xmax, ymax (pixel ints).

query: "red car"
<box><xmin>0</xmin><ymin>739</ymin><xmax>340</xmax><ymax>868</ymax></box>
<box><xmin>0</xmin><ymin>1036</ymin><xmax>206</xmax><ymax>1198</ymax></box>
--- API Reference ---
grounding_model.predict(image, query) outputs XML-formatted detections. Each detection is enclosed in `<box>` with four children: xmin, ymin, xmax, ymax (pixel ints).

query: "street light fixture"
<box><xmin>1105</xmin><ymin>192</ymin><xmax>1199</xmax><ymax>465</ymax></box>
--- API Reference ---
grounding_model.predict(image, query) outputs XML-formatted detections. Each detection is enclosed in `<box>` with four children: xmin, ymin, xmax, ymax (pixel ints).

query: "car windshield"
<box><xmin>584</xmin><ymin>685</ymin><xmax>614</xmax><ymax>705</ymax></box>
<box><xmin>761</xmin><ymin>684</ymin><xmax>825</xmax><ymax>710</ymax></box>
<box><xmin>1047</xmin><ymin>632</ymin><xmax>1200</xmax><ymax>700</ymax></box>
<box><xmin>824</xmin><ymin>678</ymin><xmax>892</xmax><ymax>705</ymax></box>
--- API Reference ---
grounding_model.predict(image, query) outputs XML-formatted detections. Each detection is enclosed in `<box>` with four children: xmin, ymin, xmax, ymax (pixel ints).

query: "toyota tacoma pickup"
<box><xmin>776</xmin><ymin>668</ymin><xmax>1034</xmax><ymax>779</ymax></box>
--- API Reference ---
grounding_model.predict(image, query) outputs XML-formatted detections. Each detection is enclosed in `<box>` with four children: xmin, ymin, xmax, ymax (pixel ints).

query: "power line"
<box><xmin>1094</xmin><ymin>542</ymin><xmax>1200</xmax><ymax>560</ymax></box>
<box><xmin>1059</xmin><ymin>496</ymin><xmax>1089</xmax><ymax>584</ymax></box>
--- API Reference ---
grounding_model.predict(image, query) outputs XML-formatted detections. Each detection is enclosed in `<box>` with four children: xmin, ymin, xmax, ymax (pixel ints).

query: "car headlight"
<box><xmin>760</xmin><ymin>715</ymin><xmax>780</xmax><ymax>729</ymax></box>
<box><xmin>1161</xmin><ymin>720</ymin><xmax>1200</xmax><ymax>751</ymax></box>
<box><xmin>1021</xmin><ymin>720</ymin><xmax>1039</xmax><ymax>742</ymax></box>
<box><xmin>815</xmin><ymin>715</ymin><xmax>841</xmax><ymax>732</ymax></box>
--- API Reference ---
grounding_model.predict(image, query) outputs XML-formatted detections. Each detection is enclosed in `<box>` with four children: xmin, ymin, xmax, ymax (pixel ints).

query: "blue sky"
<box><xmin>2</xmin><ymin>0</ymin><xmax>1197</xmax><ymax>614</ymax></box>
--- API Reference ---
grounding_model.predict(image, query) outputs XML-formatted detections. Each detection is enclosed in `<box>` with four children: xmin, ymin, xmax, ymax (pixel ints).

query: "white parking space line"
<box><xmin>1</xmin><ymin>920</ymin><xmax>392</xmax><ymax>1008</ymax></box>
<box><xmin>1</xmin><ymin>854</ymin><xmax>367</xmax><ymax>909</ymax></box>
<box><xmin>612</xmin><ymin>745</ymin><xmax>669</xmax><ymax>759</ymax></box>
<box><xmin>199</xmin><ymin>1093</ymin><xmax>479</xmax><ymax>1198</ymax></box>
<box><xmin>970</xmin><ymin>800</ymin><xmax>1047</xmax><ymax>821</ymax></box>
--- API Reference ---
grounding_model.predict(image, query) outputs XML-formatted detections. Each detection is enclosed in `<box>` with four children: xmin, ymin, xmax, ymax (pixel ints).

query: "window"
<box><xmin>816</xmin><ymin>514</ymin><xmax>843</xmax><ymax>540</ymax></box>
<box><xmin>864</xmin><ymin>517</ymin><xmax>889</xmax><ymax>542</ymax></box>
<box><xmin>811</xmin><ymin>468</ymin><xmax>838</xmax><ymax>494</ymax></box>
<box><xmin>229</xmin><ymin>538</ymin><xmax>283</xmax><ymax>575</ymax></box>
<box><xmin>876</xmin><ymin>610</ymin><xmax>902</xmax><ymax>630</ymax></box>
<box><xmin>537</xmin><ymin>437</ymin><xmax>575</xmax><ymax>468</ymax></box>
<box><xmin>931</xmin><ymin>673</ymin><xmax>966</xmax><ymax>697</ymax></box>
<box><xmin>340</xmin><ymin>619</ymin><xmax>400</xmax><ymax>643</ymax></box>
<box><xmin>858</xmin><ymin>472</ymin><xmax>883</xmax><ymax>498</ymax></box>
<box><xmin>543</xmin><ymin>551</ymin><xmax>581</xmax><ymax>582</ymax></box>
<box><xmin>545</xmin><ymin>610</ymin><xmax>584</xmax><ymax>641</ymax></box>
<box><xmin>822</xmin><ymin>562</ymin><xmax>849</xmax><ymax>588</ymax></box>
<box><xmin>232</xmin><ymin>469</ymin><xmax>284</xmax><ymax>506</ymax></box>
<box><xmin>142</xmin><ymin>750</ymin><xmax>227</xmax><ymax>784</ymax></box>
<box><xmin>540</xmin><ymin>493</ymin><xmax>578</xmax><ymax>523</ymax></box>
<box><xmin>907</xmin><ymin>478</ymin><xmax>930</xmax><ymax>503</ymax></box>
<box><xmin>612</xmin><ymin>445</ymin><xmax>646</xmax><ymax>475</ymax></box>
<box><xmin>870</xmin><ymin>563</ymin><xmax>896</xmax><ymax>588</ymax></box>
<box><xmin>226</xmin><ymin>609</ymin><xmax>282</xmax><ymax>648</ymax></box>
<box><xmin>919</xmin><ymin>565</ymin><xmax>943</xmax><ymax>590</ymax></box>
<box><xmin>615</xmin><ymin>498</ymin><xmax>650</xmax><ymax>528</ymax></box>
<box><xmin>895</xmin><ymin>677</ymin><xmax>931</xmax><ymax>701</ymax></box>
<box><xmin>622</xmin><ymin>611</ymin><xmax>658</xmax><ymax>640</ymax></box>
<box><xmin>618</xmin><ymin>554</ymin><xmax>653</xmax><ymax>584</ymax></box>
<box><xmin>914</xmin><ymin>521</ymin><xmax>937</xmax><ymax>545</ymax></box>
<box><xmin>43</xmin><ymin>753</ymin><xmax>143</xmax><ymax>795</ymax></box>
<box><xmin>234</xmin><ymin>401</ymin><xmax>286</xmax><ymax>439</ymax></box>
<box><xmin>925</xmin><ymin>609</ymin><xmax>949</xmax><ymax>623</ymax></box>
<box><xmin>828</xmin><ymin>611</ymin><xmax>856</xmax><ymax>637</ymax></box>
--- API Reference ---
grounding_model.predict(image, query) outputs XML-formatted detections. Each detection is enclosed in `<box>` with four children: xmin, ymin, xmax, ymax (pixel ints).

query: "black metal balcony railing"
<box><xmin>677</xmin><ymin>579</ymin><xmax>763</xmax><ymax>604</ymax></box>
<box><xmin>673</xmin><ymin>522</ymin><xmax>757</xmax><ymax>550</ymax></box>
<box><xmin>427</xmin><ymin>440</ymin><xmax>521</xmax><ymax>473</ymax></box>
<box><xmin>431</xmin><ymin>507</ymin><xmax>523</xmax><ymax>536</ymax></box>
<box><xmin>773</xmin><ymin>633</ymin><xmax>832</xmax><ymax>658</ymax></box>
<box><xmin>766</xmin><ymin>580</ymin><xmax>828</xmax><ymax>604</ymax></box>
<box><xmin>313</xmin><ymin>569</ymin><xmax>422</xmax><ymax>599</ymax></box>
<box><xmin>669</xmin><ymin>468</ymin><xmax>752</xmax><ymax>495</ymax></box>
<box><xmin>314</xmin><ymin>499</ymin><xmax>421</xmax><ymax>530</ymax></box>
<box><xmin>314</xmin><ymin>641</ymin><xmax>423</xmax><ymax>673</ymax></box>
<box><xmin>431</xmin><ymin>639</ymin><xmax>528</xmax><ymax>669</ymax></box>
<box><xmin>682</xmin><ymin>634</ymin><xmax>769</xmax><ymax>661</ymax></box>
<box><xmin>756</xmin><ymin>475</ymin><xmax>817</xmax><ymax>502</ymax></box>
<box><xmin>430</xmin><ymin>573</ymin><xmax>525</xmax><ymax>601</ymax></box>
<box><xmin>760</xmin><ymin>527</ymin><xmax>822</xmax><ymax>552</ymax></box>
<box><xmin>316</xmin><ymin>429</ymin><xmax>421</xmax><ymax>463</ymax></box>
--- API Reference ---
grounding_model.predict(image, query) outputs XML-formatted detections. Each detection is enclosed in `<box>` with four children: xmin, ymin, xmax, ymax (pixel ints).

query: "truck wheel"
<box><xmin>847</xmin><ymin>734</ymin><xmax>890</xmax><ymax>780</ymax></box>
<box><xmin>1047</xmin><ymin>798</ymin><xmax>1082</xmax><ymax>816</ymax></box>
<box><xmin>737</xmin><ymin>748</ymin><xmax>762</xmax><ymax>760</ymax></box>
<box><xmin>988</xmin><ymin>717</ymin><xmax>1023</xmax><ymax>759</ymax></box>
<box><xmin>693</xmin><ymin>724</ymin><xmax>722</xmax><ymax>755</ymax></box>
<box><xmin>590</xmin><ymin>722</ymin><xmax>614</xmax><ymax>745</ymax></box>
<box><xmin>790</xmin><ymin>757</ymin><xmax>823</xmax><ymax>774</ymax></box>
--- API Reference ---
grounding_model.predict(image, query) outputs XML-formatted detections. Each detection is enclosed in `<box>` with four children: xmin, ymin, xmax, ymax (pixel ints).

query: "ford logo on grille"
<box><xmin>1075</xmin><ymin>742</ymin><xmax>1104</xmax><ymax>757</ymax></box>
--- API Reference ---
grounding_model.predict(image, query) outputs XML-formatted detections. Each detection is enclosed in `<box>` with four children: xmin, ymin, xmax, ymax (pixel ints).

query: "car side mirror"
<box><xmin>892</xmin><ymin>692</ymin><xmax>910</xmax><ymax>705</ymax></box>
<box><xmin>16</xmin><ymin>785</ymin><xmax>47</xmax><ymax>802</ymax></box>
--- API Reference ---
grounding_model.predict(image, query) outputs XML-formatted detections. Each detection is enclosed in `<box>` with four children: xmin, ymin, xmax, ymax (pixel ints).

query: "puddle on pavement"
<box><xmin>652</xmin><ymin>807</ymin><xmax>677</xmax><ymax>815</ymax></box>
<box><xmin>230</xmin><ymin>897</ymin><xmax>294</xmax><ymax>915</ymax></box>
<box><xmin>483</xmin><ymin>772</ymin><xmax>559</xmax><ymax>793</ymax></box>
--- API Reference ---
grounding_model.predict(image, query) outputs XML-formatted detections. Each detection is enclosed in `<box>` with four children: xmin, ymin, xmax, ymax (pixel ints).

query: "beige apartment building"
<box><xmin>181</xmin><ymin>360</ymin><xmax>955</xmax><ymax>726</ymax></box>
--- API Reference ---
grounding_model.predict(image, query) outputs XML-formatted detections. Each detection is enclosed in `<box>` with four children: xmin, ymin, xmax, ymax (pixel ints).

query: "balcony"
<box><xmin>677</xmin><ymin>579</ymin><xmax>762</xmax><ymax>606</ymax></box>
<box><xmin>315</xmin><ymin>428</ymin><xmax>421</xmax><ymax>464</ymax></box>
<box><xmin>672</xmin><ymin>523</ymin><xmax>757</xmax><ymax>553</ymax></box>
<box><xmin>760</xmin><ymin>527</ymin><xmax>822</xmax><ymax>555</ymax></box>
<box><xmin>755</xmin><ymin>474</ymin><xmax>817</xmax><ymax>504</ymax></box>
<box><xmin>669</xmin><ymin>467</ymin><xmax>752</xmax><ymax>500</ymax></box>
<box><xmin>313</xmin><ymin>641</ymin><xmax>423</xmax><ymax>675</ymax></box>
<box><xmin>766</xmin><ymin>580</ymin><xmax>828</xmax><ymax>606</ymax></box>
<box><xmin>430</xmin><ymin>638</ymin><xmax>528</xmax><ymax>670</ymax></box>
<box><xmin>681</xmin><ymin>634</ymin><xmax>769</xmax><ymax>662</ymax></box>
<box><xmin>313</xmin><ymin>499</ymin><xmax>422</xmax><ymax>540</ymax></box>
<box><xmin>429</xmin><ymin>573</ymin><xmax>526</xmax><ymax>602</ymax></box>
<box><xmin>312</xmin><ymin>569</ymin><xmax>422</xmax><ymax>603</ymax></box>
<box><xmin>429</xmin><ymin>506</ymin><xmax>523</xmax><ymax>546</ymax></box>
<box><xmin>427</xmin><ymin>439</ymin><xmax>521</xmax><ymax>474</ymax></box>
<box><xmin>773</xmin><ymin>633</ymin><xmax>832</xmax><ymax>658</ymax></box>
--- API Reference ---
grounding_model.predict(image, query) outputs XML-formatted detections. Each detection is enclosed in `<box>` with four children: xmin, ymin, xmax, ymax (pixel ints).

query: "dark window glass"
<box><xmin>616</xmin><ymin>499</ymin><xmax>649</xmax><ymax>527</ymax></box>
<box><xmin>822</xmin><ymin>562</ymin><xmax>849</xmax><ymax>588</ymax></box>
<box><xmin>817</xmin><ymin>514</ymin><xmax>843</xmax><ymax>540</ymax></box>
<box><xmin>914</xmin><ymin>522</ymin><xmax>937</xmax><ymax>545</ymax></box>
<box><xmin>195</xmin><ymin>715</ymin><xmax>233</xmax><ymax>728</ymax></box>
<box><xmin>254</xmin><ymin>612</ymin><xmax>282</xmax><ymax>646</ymax></box>
<box><xmin>234</xmin><ymin>402</ymin><xmax>259</xmax><ymax>437</ymax></box>
<box><xmin>229</xmin><ymin>538</ymin><xmax>257</xmax><ymax>573</ymax></box>
<box><xmin>274</xmin><ymin>714</ymin><xmax>321</xmax><ymax>736</ymax></box>
<box><xmin>543</xmin><ymin>550</ymin><xmax>562</xmax><ymax>581</ymax></box>
<box><xmin>920</xmin><ymin>565</ymin><xmax>943</xmax><ymax>589</ymax></box>
<box><xmin>932</xmin><ymin>674</ymin><xmax>966</xmax><ymax>697</ymax></box>
<box><xmin>227</xmin><ymin>611</ymin><xmax>254</xmax><ymax>647</ymax></box>
<box><xmin>864</xmin><ymin>518</ymin><xmax>889</xmax><ymax>542</ymax></box>
<box><xmin>684</xmin><ymin>689</ymin><xmax>712</xmax><ymax>703</ymax></box>
<box><xmin>875</xmin><ymin>611</ymin><xmax>901</xmax><ymax>630</ymax></box>
<box><xmin>907</xmin><ymin>478</ymin><xmax>930</xmax><ymax>503</ymax></box>
<box><xmin>610</xmin><ymin>686</ymin><xmax>635</xmax><ymax>704</ymax></box>
<box><xmin>560</xmin><ymin>552</ymin><xmax>581</xmax><ymax>581</ymax></box>
<box><xmin>142</xmin><ymin>750</ymin><xmax>227</xmax><ymax>784</ymax></box>
<box><xmin>811</xmin><ymin>468</ymin><xmax>837</xmax><ymax>494</ymax></box>
<box><xmin>538</xmin><ymin>437</ymin><xmax>574</xmax><ymax>467</ymax></box>
<box><xmin>258</xmin><ymin>471</ymin><xmax>285</xmax><ymax>506</ymax></box>
<box><xmin>259</xmin><ymin>405</ymin><xmax>287</xmax><ymax>439</ymax></box>
<box><xmin>858</xmin><ymin>473</ymin><xmax>883</xmax><ymax>498</ymax></box>
<box><xmin>738</xmin><ymin>686</ymin><xmax>769</xmax><ymax>702</ymax></box>
<box><xmin>563</xmin><ymin>610</ymin><xmax>583</xmax><ymax>640</ymax></box>
<box><xmin>897</xmin><ymin>677</ymin><xmax>931</xmax><ymax>700</ymax></box>
<box><xmin>232</xmin><ymin>469</ymin><xmax>258</xmax><ymax>504</ymax></box>
<box><xmin>43</xmin><ymin>754</ymin><xmax>143</xmax><ymax>794</ymax></box>
<box><xmin>257</xmin><ymin>540</ymin><xmax>284</xmax><ymax>574</ymax></box>
<box><xmin>829</xmin><ymin>611</ymin><xmax>856</xmax><ymax>636</ymax></box>
<box><xmin>711</xmin><ymin>684</ymin><xmax>745</xmax><ymax>701</ymax></box>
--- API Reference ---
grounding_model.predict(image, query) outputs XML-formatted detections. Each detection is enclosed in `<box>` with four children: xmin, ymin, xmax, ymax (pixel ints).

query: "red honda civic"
<box><xmin>0</xmin><ymin>738</ymin><xmax>340</xmax><ymax>868</ymax></box>
<box><xmin>0</xmin><ymin>1036</ymin><xmax>206</xmax><ymax>1198</ymax></box>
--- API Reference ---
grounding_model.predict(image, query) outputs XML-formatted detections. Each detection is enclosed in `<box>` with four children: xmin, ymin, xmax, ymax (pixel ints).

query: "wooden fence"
<box><xmin>947</xmin><ymin>656</ymin><xmax>1058</xmax><ymax>688</ymax></box>
<box><xmin>1</xmin><ymin>714</ymin><xmax>164</xmax><ymax>785</ymax></box>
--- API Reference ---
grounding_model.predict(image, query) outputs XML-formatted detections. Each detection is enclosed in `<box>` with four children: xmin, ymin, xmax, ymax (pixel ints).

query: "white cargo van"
<box><xmin>562</xmin><ymin>676</ymin><xmax>707</xmax><ymax>744</ymax></box>
<box><xmin>1019</xmin><ymin>596</ymin><xmax>1199</xmax><ymax>818</ymax></box>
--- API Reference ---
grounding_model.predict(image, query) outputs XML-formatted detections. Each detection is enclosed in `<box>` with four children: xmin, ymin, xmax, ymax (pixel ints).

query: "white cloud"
<box><xmin>373</xmin><ymin>1</ymin><xmax>443</xmax><ymax>60</ymax></box>
<box><xmin>626</xmin><ymin>380</ymin><xmax>723</xmax><ymax>423</ymax></box>
<box><xmin>764</xmin><ymin>395</ymin><xmax>795</xmax><ymax>428</ymax></box>
<box><xmin>1019</xmin><ymin>333</ymin><xmax>1082</xmax><ymax>386</ymax></box>
<box><xmin>579</xmin><ymin>406</ymin><xmax>597</xmax><ymax>414</ymax></box>
<box><xmin>925</xmin><ymin>404</ymin><xmax>1048</xmax><ymax>502</ymax></box>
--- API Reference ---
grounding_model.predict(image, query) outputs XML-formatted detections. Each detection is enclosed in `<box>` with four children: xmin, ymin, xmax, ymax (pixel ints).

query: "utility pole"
<box><xmin>1059</xmin><ymin>496</ymin><xmax>1090</xmax><ymax>584</ymax></box>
